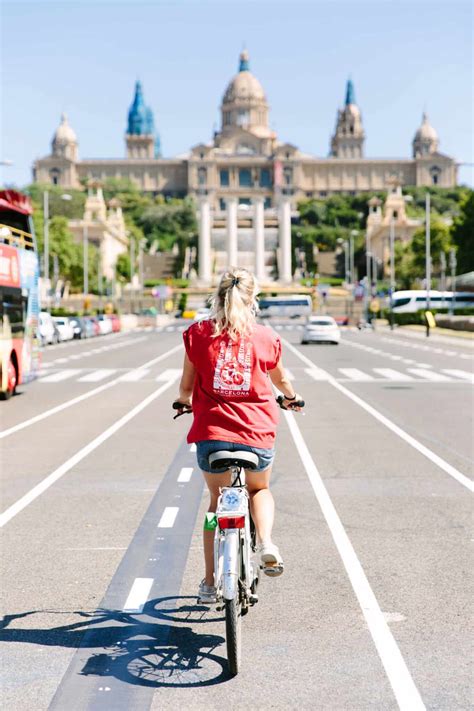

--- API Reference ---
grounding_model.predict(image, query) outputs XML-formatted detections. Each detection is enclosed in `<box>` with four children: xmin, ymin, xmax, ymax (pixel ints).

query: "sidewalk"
<box><xmin>378</xmin><ymin>323</ymin><xmax>474</xmax><ymax>348</ymax></box>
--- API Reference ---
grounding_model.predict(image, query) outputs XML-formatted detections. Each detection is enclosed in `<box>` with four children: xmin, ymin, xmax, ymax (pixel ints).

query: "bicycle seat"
<box><xmin>208</xmin><ymin>450</ymin><xmax>259</xmax><ymax>471</ymax></box>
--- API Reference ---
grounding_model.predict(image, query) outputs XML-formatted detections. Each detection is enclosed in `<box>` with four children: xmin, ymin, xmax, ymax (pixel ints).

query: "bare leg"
<box><xmin>202</xmin><ymin>470</ymin><xmax>230</xmax><ymax>586</ymax></box>
<box><xmin>245</xmin><ymin>467</ymin><xmax>274</xmax><ymax>545</ymax></box>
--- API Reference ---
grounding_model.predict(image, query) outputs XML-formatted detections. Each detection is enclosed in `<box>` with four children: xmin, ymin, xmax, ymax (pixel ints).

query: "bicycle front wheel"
<box><xmin>225</xmin><ymin>595</ymin><xmax>241</xmax><ymax>676</ymax></box>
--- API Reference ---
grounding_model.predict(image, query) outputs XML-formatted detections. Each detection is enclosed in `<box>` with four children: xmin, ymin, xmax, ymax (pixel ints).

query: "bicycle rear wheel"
<box><xmin>225</xmin><ymin>595</ymin><xmax>241</xmax><ymax>676</ymax></box>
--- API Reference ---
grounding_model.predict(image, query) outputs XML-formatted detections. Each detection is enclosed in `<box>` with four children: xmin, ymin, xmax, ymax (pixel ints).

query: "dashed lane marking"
<box><xmin>441</xmin><ymin>369</ymin><xmax>474</xmax><ymax>383</ymax></box>
<box><xmin>407</xmin><ymin>368</ymin><xmax>453</xmax><ymax>382</ymax></box>
<box><xmin>373</xmin><ymin>368</ymin><xmax>415</xmax><ymax>381</ymax></box>
<box><xmin>157</xmin><ymin>506</ymin><xmax>179</xmax><ymax>528</ymax></box>
<box><xmin>156</xmin><ymin>368</ymin><xmax>182</xmax><ymax>382</ymax></box>
<box><xmin>339</xmin><ymin>368</ymin><xmax>374</xmax><ymax>381</ymax></box>
<box><xmin>122</xmin><ymin>577</ymin><xmax>154</xmax><ymax>613</ymax></box>
<box><xmin>177</xmin><ymin>467</ymin><xmax>194</xmax><ymax>483</ymax></box>
<box><xmin>190</xmin><ymin>443</ymin><xmax>197</xmax><ymax>452</ymax></box>
<box><xmin>285</xmin><ymin>411</ymin><xmax>426</xmax><ymax>710</ymax></box>
<box><xmin>39</xmin><ymin>369</ymin><xmax>82</xmax><ymax>383</ymax></box>
<box><xmin>118</xmin><ymin>368</ymin><xmax>150</xmax><ymax>382</ymax></box>
<box><xmin>77</xmin><ymin>368</ymin><xmax>117</xmax><ymax>382</ymax></box>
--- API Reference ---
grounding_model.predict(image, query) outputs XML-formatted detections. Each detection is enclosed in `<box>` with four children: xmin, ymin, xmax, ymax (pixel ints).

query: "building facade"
<box><xmin>33</xmin><ymin>50</ymin><xmax>458</xmax><ymax>208</ymax></box>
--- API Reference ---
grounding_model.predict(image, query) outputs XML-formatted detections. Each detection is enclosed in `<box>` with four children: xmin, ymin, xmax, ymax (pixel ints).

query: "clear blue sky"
<box><xmin>2</xmin><ymin>0</ymin><xmax>473</xmax><ymax>187</ymax></box>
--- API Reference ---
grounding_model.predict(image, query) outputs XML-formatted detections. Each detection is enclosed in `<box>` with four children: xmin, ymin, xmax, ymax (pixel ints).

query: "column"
<box><xmin>198</xmin><ymin>197</ymin><xmax>211</xmax><ymax>283</ymax></box>
<box><xmin>226</xmin><ymin>197</ymin><xmax>238</xmax><ymax>268</ymax></box>
<box><xmin>253</xmin><ymin>196</ymin><xmax>265</xmax><ymax>282</ymax></box>
<box><xmin>279</xmin><ymin>196</ymin><xmax>292</xmax><ymax>283</ymax></box>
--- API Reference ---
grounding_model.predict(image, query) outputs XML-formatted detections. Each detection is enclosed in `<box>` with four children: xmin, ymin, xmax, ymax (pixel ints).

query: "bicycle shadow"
<box><xmin>0</xmin><ymin>596</ymin><xmax>230</xmax><ymax>687</ymax></box>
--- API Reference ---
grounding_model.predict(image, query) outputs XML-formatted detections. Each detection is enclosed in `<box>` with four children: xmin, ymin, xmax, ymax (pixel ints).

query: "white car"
<box><xmin>193</xmin><ymin>307</ymin><xmax>211</xmax><ymax>322</ymax></box>
<box><xmin>39</xmin><ymin>311</ymin><xmax>58</xmax><ymax>346</ymax></box>
<box><xmin>301</xmin><ymin>315</ymin><xmax>341</xmax><ymax>345</ymax></box>
<box><xmin>97</xmin><ymin>314</ymin><xmax>113</xmax><ymax>335</ymax></box>
<box><xmin>52</xmin><ymin>317</ymin><xmax>75</xmax><ymax>342</ymax></box>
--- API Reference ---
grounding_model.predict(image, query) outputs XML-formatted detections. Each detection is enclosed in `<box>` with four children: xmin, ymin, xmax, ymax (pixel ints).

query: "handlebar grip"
<box><xmin>276</xmin><ymin>395</ymin><xmax>305</xmax><ymax>409</ymax></box>
<box><xmin>172</xmin><ymin>401</ymin><xmax>184</xmax><ymax>410</ymax></box>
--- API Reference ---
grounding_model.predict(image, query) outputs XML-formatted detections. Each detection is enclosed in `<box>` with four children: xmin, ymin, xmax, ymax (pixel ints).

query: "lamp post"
<box><xmin>389</xmin><ymin>216</ymin><xmax>395</xmax><ymax>330</ymax></box>
<box><xmin>83</xmin><ymin>223</ymin><xmax>89</xmax><ymax>298</ymax></box>
<box><xmin>43</xmin><ymin>191</ymin><xmax>72</xmax><ymax>310</ymax></box>
<box><xmin>349</xmin><ymin>230</ymin><xmax>357</xmax><ymax>284</ymax></box>
<box><xmin>425</xmin><ymin>191</ymin><xmax>431</xmax><ymax>336</ymax></box>
<box><xmin>449</xmin><ymin>248</ymin><xmax>457</xmax><ymax>315</ymax></box>
<box><xmin>130</xmin><ymin>235</ymin><xmax>135</xmax><ymax>314</ymax></box>
<box><xmin>365</xmin><ymin>228</ymin><xmax>372</xmax><ymax>322</ymax></box>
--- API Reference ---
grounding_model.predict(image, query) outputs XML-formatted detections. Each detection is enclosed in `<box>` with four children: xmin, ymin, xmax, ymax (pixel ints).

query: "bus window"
<box><xmin>392</xmin><ymin>297</ymin><xmax>411</xmax><ymax>308</ymax></box>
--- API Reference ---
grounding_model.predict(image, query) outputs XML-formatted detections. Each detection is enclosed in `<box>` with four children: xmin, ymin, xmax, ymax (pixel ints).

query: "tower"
<box><xmin>52</xmin><ymin>113</ymin><xmax>78</xmax><ymax>161</ymax></box>
<box><xmin>412</xmin><ymin>112</ymin><xmax>439</xmax><ymax>157</ymax></box>
<box><xmin>330</xmin><ymin>79</ymin><xmax>365</xmax><ymax>158</ymax></box>
<box><xmin>126</xmin><ymin>81</ymin><xmax>159</xmax><ymax>159</ymax></box>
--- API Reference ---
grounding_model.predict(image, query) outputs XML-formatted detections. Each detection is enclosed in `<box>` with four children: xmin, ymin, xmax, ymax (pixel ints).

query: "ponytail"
<box><xmin>210</xmin><ymin>268</ymin><xmax>257</xmax><ymax>340</ymax></box>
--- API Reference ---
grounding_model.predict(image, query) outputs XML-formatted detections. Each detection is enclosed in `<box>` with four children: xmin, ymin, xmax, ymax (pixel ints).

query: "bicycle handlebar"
<box><xmin>172</xmin><ymin>395</ymin><xmax>305</xmax><ymax>419</ymax></box>
<box><xmin>276</xmin><ymin>395</ymin><xmax>305</xmax><ymax>411</ymax></box>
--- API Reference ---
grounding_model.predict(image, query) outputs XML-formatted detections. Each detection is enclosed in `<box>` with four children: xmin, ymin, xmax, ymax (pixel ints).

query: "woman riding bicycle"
<box><xmin>174</xmin><ymin>268</ymin><xmax>303</xmax><ymax>603</ymax></box>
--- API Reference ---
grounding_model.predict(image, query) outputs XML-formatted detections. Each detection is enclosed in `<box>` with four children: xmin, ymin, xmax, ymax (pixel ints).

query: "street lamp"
<box><xmin>389</xmin><ymin>216</ymin><xmax>395</xmax><ymax>330</ymax></box>
<box><xmin>449</xmin><ymin>248</ymin><xmax>457</xmax><ymax>315</ymax></box>
<box><xmin>43</xmin><ymin>190</ymin><xmax>72</xmax><ymax>309</ymax></box>
<box><xmin>349</xmin><ymin>230</ymin><xmax>357</xmax><ymax>284</ymax></box>
<box><xmin>425</xmin><ymin>191</ymin><xmax>431</xmax><ymax>336</ymax></box>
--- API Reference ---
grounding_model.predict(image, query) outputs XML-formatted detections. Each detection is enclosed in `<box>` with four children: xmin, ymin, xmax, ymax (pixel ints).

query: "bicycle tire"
<box><xmin>225</xmin><ymin>595</ymin><xmax>241</xmax><ymax>676</ymax></box>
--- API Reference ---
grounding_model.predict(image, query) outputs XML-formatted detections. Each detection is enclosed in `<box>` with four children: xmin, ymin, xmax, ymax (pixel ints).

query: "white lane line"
<box><xmin>189</xmin><ymin>443</ymin><xmax>197</xmax><ymax>453</ymax></box>
<box><xmin>0</xmin><ymin>344</ymin><xmax>183</xmax><ymax>440</ymax></box>
<box><xmin>39</xmin><ymin>369</ymin><xmax>82</xmax><ymax>383</ymax></box>
<box><xmin>373</xmin><ymin>368</ymin><xmax>415</xmax><ymax>381</ymax></box>
<box><xmin>0</xmin><ymin>374</ymin><xmax>181</xmax><ymax>527</ymax></box>
<box><xmin>119</xmin><ymin>368</ymin><xmax>150</xmax><ymax>382</ymax></box>
<box><xmin>123</xmin><ymin>577</ymin><xmax>154</xmax><ymax>613</ymax></box>
<box><xmin>77</xmin><ymin>369</ymin><xmax>117</xmax><ymax>382</ymax></box>
<box><xmin>407</xmin><ymin>369</ymin><xmax>453</xmax><ymax>382</ymax></box>
<box><xmin>156</xmin><ymin>368</ymin><xmax>182</xmax><ymax>382</ymax></box>
<box><xmin>282</xmin><ymin>335</ymin><xmax>474</xmax><ymax>493</ymax></box>
<box><xmin>284</xmin><ymin>411</ymin><xmax>425</xmax><ymax>710</ymax></box>
<box><xmin>177</xmin><ymin>467</ymin><xmax>193</xmax><ymax>483</ymax></box>
<box><xmin>157</xmin><ymin>506</ymin><xmax>179</xmax><ymax>528</ymax></box>
<box><xmin>442</xmin><ymin>369</ymin><xmax>474</xmax><ymax>383</ymax></box>
<box><xmin>339</xmin><ymin>368</ymin><xmax>374</xmax><ymax>381</ymax></box>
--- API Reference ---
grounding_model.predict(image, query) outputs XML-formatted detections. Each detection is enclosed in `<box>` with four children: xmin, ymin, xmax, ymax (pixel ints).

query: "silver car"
<box><xmin>301</xmin><ymin>315</ymin><xmax>341</xmax><ymax>345</ymax></box>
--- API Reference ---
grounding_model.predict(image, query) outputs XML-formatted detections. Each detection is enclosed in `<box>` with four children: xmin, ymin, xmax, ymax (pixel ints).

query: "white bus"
<box><xmin>391</xmin><ymin>290</ymin><xmax>474</xmax><ymax>313</ymax></box>
<box><xmin>258</xmin><ymin>295</ymin><xmax>312</xmax><ymax>318</ymax></box>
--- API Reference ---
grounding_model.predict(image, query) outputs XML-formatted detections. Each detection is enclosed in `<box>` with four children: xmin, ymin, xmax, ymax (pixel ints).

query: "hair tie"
<box><xmin>231</xmin><ymin>277</ymin><xmax>240</xmax><ymax>287</ymax></box>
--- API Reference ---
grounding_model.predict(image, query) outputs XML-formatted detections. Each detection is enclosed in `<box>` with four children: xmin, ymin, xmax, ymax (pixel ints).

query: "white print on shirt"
<box><xmin>213</xmin><ymin>339</ymin><xmax>252</xmax><ymax>395</ymax></box>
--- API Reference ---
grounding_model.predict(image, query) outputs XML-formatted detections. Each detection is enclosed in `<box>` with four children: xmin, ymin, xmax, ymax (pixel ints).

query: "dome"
<box><xmin>414</xmin><ymin>112</ymin><xmax>438</xmax><ymax>141</ymax></box>
<box><xmin>53</xmin><ymin>113</ymin><xmax>77</xmax><ymax>145</ymax></box>
<box><xmin>222</xmin><ymin>50</ymin><xmax>266</xmax><ymax>105</ymax></box>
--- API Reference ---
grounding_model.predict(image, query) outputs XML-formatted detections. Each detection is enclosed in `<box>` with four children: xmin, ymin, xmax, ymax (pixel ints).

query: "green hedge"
<box><xmin>144</xmin><ymin>278</ymin><xmax>189</xmax><ymax>288</ymax></box>
<box><xmin>380</xmin><ymin>307</ymin><xmax>474</xmax><ymax>326</ymax></box>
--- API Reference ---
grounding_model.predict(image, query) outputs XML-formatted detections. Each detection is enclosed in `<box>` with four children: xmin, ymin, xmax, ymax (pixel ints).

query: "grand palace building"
<box><xmin>33</xmin><ymin>50</ymin><xmax>458</xmax><ymax>283</ymax></box>
<box><xmin>33</xmin><ymin>49</ymin><xmax>457</xmax><ymax>204</ymax></box>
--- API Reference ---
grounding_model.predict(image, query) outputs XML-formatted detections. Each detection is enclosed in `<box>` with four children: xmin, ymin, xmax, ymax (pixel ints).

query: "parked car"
<box><xmin>301</xmin><ymin>315</ymin><xmax>341</xmax><ymax>345</ymax></box>
<box><xmin>87</xmin><ymin>316</ymin><xmax>101</xmax><ymax>337</ymax></box>
<box><xmin>69</xmin><ymin>316</ymin><xmax>86</xmax><ymax>339</ymax></box>
<box><xmin>39</xmin><ymin>311</ymin><xmax>58</xmax><ymax>346</ymax></box>
<box><xmin>97</xmin><ymin>314</ymin><xmax>113</xmax><ymax>335</ymax></box>
<box><xmin>52</xmin><ymin>317</ymin><xmax>75</xmax><ymax>342</ymax></box>
<box><xmin>109</xmin><ymin>314</ymin><xmax>121</xmax><ymax>332</ymax></box>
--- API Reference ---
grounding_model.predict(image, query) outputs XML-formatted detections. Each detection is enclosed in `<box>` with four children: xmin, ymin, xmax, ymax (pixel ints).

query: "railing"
<box><xmin>0</xmin><ymin>223</ymin><xmax>35</xmax><ymax>251</ymax></box>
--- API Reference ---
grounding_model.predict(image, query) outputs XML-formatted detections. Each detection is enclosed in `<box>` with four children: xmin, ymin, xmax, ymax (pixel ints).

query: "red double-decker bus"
<box><xmin>0</xmin><ymin>190</ymin><xmax>41</xmax><ymax>399</ymax></box>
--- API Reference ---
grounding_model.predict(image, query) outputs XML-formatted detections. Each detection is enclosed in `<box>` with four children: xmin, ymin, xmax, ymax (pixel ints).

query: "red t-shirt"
<box><xmin>183</xmin><ymin>320</ymin><xmax>281</xmax><ymax>448</ymax></box>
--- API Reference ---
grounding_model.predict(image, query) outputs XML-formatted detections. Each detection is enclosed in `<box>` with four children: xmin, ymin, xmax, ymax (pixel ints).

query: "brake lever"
<box><xmin>172</xmin><ymin>401</ymin><xmax>193</xmax><ymax>420</ymax></box>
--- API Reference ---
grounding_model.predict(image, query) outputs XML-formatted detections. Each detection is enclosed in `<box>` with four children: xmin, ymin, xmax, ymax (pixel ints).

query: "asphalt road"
<box><xmin>1</xmin><ymin>322</ymin><xmax>472</xmax><ymax>711</ymax></box>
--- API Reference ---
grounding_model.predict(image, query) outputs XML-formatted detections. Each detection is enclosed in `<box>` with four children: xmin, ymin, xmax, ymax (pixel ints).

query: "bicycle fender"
<box><xmin>223</xmin><ymin>530</ymin><xmax>240</xmax><ymax>600</ymax></box>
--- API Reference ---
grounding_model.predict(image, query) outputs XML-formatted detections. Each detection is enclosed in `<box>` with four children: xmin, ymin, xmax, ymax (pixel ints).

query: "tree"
<box><xmin>116</xmin><ymin>252</ymin><xmax>131</xmax><ymax>282</ymax></box>
<box><xmin>451</xmin><ymin>190</ymin><xmax>474</xmax><ymax>274</ymax></box>
<box><xmin>410</xmin><ymin>218</ymin><xmax>452</xmax><ymax>279</ymax></box>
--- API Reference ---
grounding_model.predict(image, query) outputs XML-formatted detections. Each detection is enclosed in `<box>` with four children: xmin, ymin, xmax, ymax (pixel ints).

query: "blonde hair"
<box><xmin>210</xmin><ymin>268</ymin><xmax>258</xmax><ymax>341</ymax></box>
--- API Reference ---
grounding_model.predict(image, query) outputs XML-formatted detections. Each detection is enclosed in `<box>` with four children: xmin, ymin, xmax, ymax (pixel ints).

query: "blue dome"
<box><xmin>127</xmin><ymin>80</ymin><xmax>150</xmax><ymax>135</ymax></box>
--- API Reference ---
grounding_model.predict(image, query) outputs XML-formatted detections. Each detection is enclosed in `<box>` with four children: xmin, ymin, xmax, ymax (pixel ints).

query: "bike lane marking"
<box><xmin>0</xmin><ymin>372</ymin><xmax>181</xmax><ymax>528</ymax></box>
<box><xmin>123</xmin><ymin>578</ymin><xmax>155</xmax><ymax>613</ymax></box>
<box><xmin>283</xmin><ymin>410</ymin><xmax>426</xmax><ymax>711</ymax></box>
<box><xmin>282</xmin><ymin>336</ymin><xmax>474</xmax><ymax>493</ymax></box>
<box><xmin>0</xmin><ymin>344</ymin><xmax>183</xmax><ymax>440</ymax></box>
<box><xmin>157</xmin><ymin>506</ymin><xmax>179</xmax><ymax>528</ymax></box>
<box><xmin>177</xmin><ymin>467</ymin><xmax>194</xmax><ymax>483</ymax></box>
<box><xmin>49</xmin><ymin>437</ymin><xmax>204</xmax><ymax>711</ymax></box>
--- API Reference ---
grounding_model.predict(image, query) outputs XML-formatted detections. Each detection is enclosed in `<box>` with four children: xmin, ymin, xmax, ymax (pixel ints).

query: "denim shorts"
<box><xmin>196</xmin><ymin>440</ymin><xmax>275</xmax><ymax>474</ymax></box>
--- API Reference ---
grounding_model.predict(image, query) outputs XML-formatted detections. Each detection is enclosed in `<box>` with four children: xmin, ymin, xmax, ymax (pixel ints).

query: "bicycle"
<box><xmin>173</xmin><ymin>394</ymin><xmax>304</xmax><ymax>676</ymax></box>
